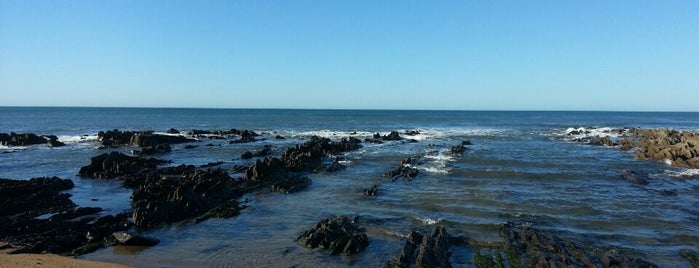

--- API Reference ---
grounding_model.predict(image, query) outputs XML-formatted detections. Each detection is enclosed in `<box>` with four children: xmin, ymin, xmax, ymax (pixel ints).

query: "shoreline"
<box><xmin>1</xmin><ymin>246</ymin><xmax>133</xmax><ymax>268</ymax></box>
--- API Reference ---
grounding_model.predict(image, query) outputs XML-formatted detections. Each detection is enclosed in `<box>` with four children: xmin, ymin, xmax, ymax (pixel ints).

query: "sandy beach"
<box><xmin>1</xmin><ymin>246</ymin><xmax>132</xmax><ymax>268</ymax></box>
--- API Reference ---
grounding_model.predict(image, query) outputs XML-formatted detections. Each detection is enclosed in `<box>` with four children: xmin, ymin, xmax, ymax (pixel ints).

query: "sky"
<box><xmin>1</xmin><ymin>1</ymin><xmax>698</xmax><ymax>111</ymax></box>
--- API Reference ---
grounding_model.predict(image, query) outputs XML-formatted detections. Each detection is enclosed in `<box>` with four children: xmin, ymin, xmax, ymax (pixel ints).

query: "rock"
<box><xmin>112</xmin><ymin>232</ymin><xmax>159</xmax><ymax>246</ymax></box>
<box><xmin>166</xmin><ymin>128</ymin><xmax>180</xmax><ymax>134</ymax></box>
<box><xmin>131</xmin><ymin>167</ymin><xmax>241</xmax><ymax>228</ymax></box>
<box><xmin>281</xmin><ymin>136</ymin><xmax>361</xmax><ymax>172</ymax></box>
<box><xmin>275</xmin><ymin>135</ymin><xmax>286</xmax><ymax>139</ymax></box>
<box><xmin>44</xmin><ymin>135</ymin><xmax>66</xmax><ymax>147</ymax></box>
<box><xmin>98</xmin><ymin>129</ymin><xmax>150</xmax><ymax>147</ymax></box>
<box><xmin>385</xmin><ymin>226</ymin><xmax>452</xmax><ymax>268</ymax></box>
<box><xmin>184</xmin><ymin>144</ymin><xmax>198</xmax><ymax>149</ymax></box>
<box><xmin>0</xmin><ymin>132</ymin><xmax>48</xmax><ymax>146</ymax></box>
<box><xmin>385</xmin><ymin>158</ymin><xmax>420</xmax><ymax>181</ymax></box>
<box><xmin>450</xmin><ymin>144</ymin><xmax>465</xmax><ymax>154</ymax></box>
<box><xmin>270</xmin><ymin>175</ymin><xmax>311</xmax><ymax>194</ymax></box>
<box><xmin>589</xmin><ymin>136</ymin><xmax>615</xmax><ymax>146</ymax></box>
<box><xmin>363</xmin><ymin>185</ymin><xmax>378</xmax><ymax>196</ymax></box>
<box><xmin>297</xmin><ymin>216</ymin><xmax>369</xmax><ymax>255</ymax></box>
<box><xmin>501</xmin><ymin>221</ymin><xmax>656</xmax><ymax>268</ymax></box>
<box><xmin>130</xmin><ymin>133</ymin><xmax>195</xmax><ymax>147</ymax></box>
<box><xmin>404</xmin><ymin>130</ymin><xmax>420</xmax><ymax>136</ymax></box>
<box><xmin>0</xmin><ymin>177</ymin><xmax>130</xmax><ymax>255</ymax></box>
<box><xmin>78</xmin><ymin>151</ymin><xmax>168</xmax><ymax>179</ymax></box>
<box><xmin>366</xmin><ymin>131</ymin><xmax>402</xmax><ymax>143</ymax></box>
<box><xmin>133</xmin><ymin>143</ymin><xmax>171</xmax><ymax>155</ymax></box>
<box><xmin>621</xmin><ymin>169</ymin><xmax>650</xmax><ymax>185</ymax></box>
<box><xmin>229</xmin><ymin>130</ymin><xmax>260</xmax><ymax>144</ymax></box>
<box><xmin>200</xmin><ymin>161</ymin><xmax>224</xmax><ymax>168</ymax></box>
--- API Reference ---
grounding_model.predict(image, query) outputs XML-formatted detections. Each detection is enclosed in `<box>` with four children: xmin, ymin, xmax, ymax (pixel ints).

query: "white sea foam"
<box><xmin>418</xmin><ymin>151</ymin><xmax>455</xmax><ymax>175</ymax></box>
<box><xmin>414</xmin><ymin>216</ymin><xmax>442</xmax><ymax>225</ymax></box>
<box><xmin>57</xmin><ymin>134</ymin><xmax>98</xmax><ymax>144</ymax></box>
<box><xmin>557</xmin><ymin>127</ymin><xmax>629</xmax><ymax>142</ymax></box>
<box><xmin>664</xmin><ymin>168</ymin><xmax>699</xmax><ymax>178</ymax></box>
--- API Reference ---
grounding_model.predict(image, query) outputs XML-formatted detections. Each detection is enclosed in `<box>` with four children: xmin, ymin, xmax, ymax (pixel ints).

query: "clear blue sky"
<box><xmin>1</xmin><ymin>1</ymin><xmax>698</xmax><ymax>111</ymax></box>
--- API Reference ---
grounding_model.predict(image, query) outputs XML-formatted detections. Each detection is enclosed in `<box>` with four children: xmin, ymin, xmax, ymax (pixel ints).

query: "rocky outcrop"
<box><xmin>0</xmin><ymin>177</ymin><xmax>130</xmax><ymax>255</ymax></box>
<box><xmin>297</xmin><ymin>216</ymin><xmax>369</xmax><ymax>255</ymax></box>
<box><xmin>366</xmin><ymin>131</ymin><xmax>403</xmax><ymax>144</ymax></box>
<box><xmin>112</xmin><ymin>231</ymin><xmax>159</xmax><ymax>246</ymax></box>
<box><xmin>501</xmin><ymin>221</ymin><xmax>656</xmax><ymax>268</ymax></box>
<box><xmin>77</xmin><ymin>151</ymin><xmax>168</xmax><ymax>179</ymax></box>
<box><xmin>363</xmin><ymin>185</ymin><xmax>378</xmax><ymax>196</ymax></box>
<box><xmin>244</xmin><ymin>157</ymin><xmax>311</xmax><ymax>193</ymax></box>
<box><xmin>385</xmin><ymin>157</ymin><xmax>420</xmax><ymax>181</ymax></box>
<box><xmin>385</xmin><ymin>226</ymin><xmax>452</xmax><ymax>268</ymax></box>
<box><xmin>282</xmin><ymin>136</ymin><xmax>361</xmax><ymax>172</ymax></box>
<box><xmin>629</xmin><ymin>128</ymin><xmax>699</xmax><ymax>168</ymax></box>
<box><xmin>130</xmin><ymin>167</ymin><xmax>242</xmax><ymax>228</ymax></box>
<box><xmin>450</xmin><ymin>141</ymin><xmax>471</xmax><ymax>154</ymax></box>
<box><xmin>0</xmin><ymin>132</ymin><xmax>48</xmax><ymax>146</ymax></box>
<box><xmin>97</xmin><ymin>129</ymin><xmax>194</xmax><ymax>147</ymax></box>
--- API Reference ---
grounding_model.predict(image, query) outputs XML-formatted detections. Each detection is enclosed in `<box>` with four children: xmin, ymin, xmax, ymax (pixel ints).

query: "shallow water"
<box><xmin>1</xmin><ymin>108</ymin><xmax>698</xmax><ymax>267</ymax></box>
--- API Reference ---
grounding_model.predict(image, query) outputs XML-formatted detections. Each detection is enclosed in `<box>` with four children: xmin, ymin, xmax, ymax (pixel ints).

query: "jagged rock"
<box><xmin>78</xmin><ymin>151</ymin><xmax>167</xmax><ymax>179</ymax></box>
<box><xmin>44</xmin><ymin>135</ymin><xmax>66</xmax><ymax>147</ymax></box>
<box><xmin>589</xmin><ymin>136</ymin><xmax>615</xmax><ymax>146</ymax></box>
<box><xmin>130</xmin><ymin>133</ymin><xmax>195</xmax><ymax>147</ymax></box>
<box><xmin>133</xmin><ymin>143</ymin><xmax>171</xmax><ymax>155</ymax></box>
<box><xmin>386</xmin><ymin>226</ymin><xmax>452</xmax><ymax>268</ymax></box>
<box><xmin>98</xmin><ymin>129</ymin><xmax>150</xmax><ymax>147</ymax></box>
<box><xmin>282</xmin><ymin>136</ymin><xmax>361</xmax><ymax>172</ymax></box>
<box><xmin>200</xmin><ymin>161</ymin><xmax>224</xmax><ymax>168</ymax></box>
<box><xmin>0</xmin><ymin>132</ymin><xmax>47</xmax><ymax>146</ymax></box>
<box><xmin>229</xmin><ymin>130</ymin><xmax>260</xmax><ymax>144</ymax></box>
<box><xmin>166</xmin><ymin>128</ymin><xmax>180</xmax><ymax>134</ymax></box>
<box><xmin>0</xmin><ymin>177</ymin><xmax>130</xmax><ymax>255</ymax></box>
<box><xmin>404</xmin><ymin>130</ymin><xmax>420</xmax><ymax>136</ymax></box>
<box><xmin>385</xmin><ymin>158</ymin><xmax>420</xmax><ymax>181</ymax></box>
<box><xmin>366</xmin><ymin>131</ymin><xmax>403</xmax><ymax>143</ymax></box>
<box><xmin>275</xmin><ymin>135</ymin><xmax>286</xmax><ymax>139</ymax></box>
<box><xmin>450</xmin><ymin>143</ymin><xmax>466</xmax><ymax>154</ymax></box>
<box><xmin>112</xmin><ymin>232</ymin><xmax>159</xmax><ymax>246</ymax></box>
<box><xmin>297</xmin><ymin>216</ymin><xmax>369</xmax><ymax>255</ymax></box>
<box><xmin>131</xmin><ymin>167</ymin><xmax>241</xmax><ymax>228</ymax></box>
<box><xmin>270</xmin><ymin>175</ymin><xmax>311</xmax><ymax>194</ymax></box>
<box><xmin>621</xmin><ymin>169</ymin><xmax>650</xmax><ymax>185</ymax></box>
<box><xmin>501</xmin><ymin>221</ymin><xmax>656</xmax><ymax>268</ymax></box>
<box><xmin>363</xmin><ymin>185</ymin><xmax>378</xmax><ymax>196</ymax></box>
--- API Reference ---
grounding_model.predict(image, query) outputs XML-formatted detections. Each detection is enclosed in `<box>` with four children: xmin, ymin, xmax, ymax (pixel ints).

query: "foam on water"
<box><xmin>413</xmin><ymin>216</ymin><xmax>442</xmax><ymax>225</ymax></box>
<box><xmin>559</xmin><ymin>127</ymin><xmax>629</xmax><ymax>141</ymax></box>
<box><xmin>57</xmin><ymin>134</ymin><xmax>98</xmax><ymax>144</ymax></box>
<box><xmin>664</xmin><ymin>168</ymin><xmax>699</xmax><ymax>178</ymax></box>
<box><xmin>416</xmin><ymin>150</ymin><xmax>456</xmax><ymax>175</ymax></box>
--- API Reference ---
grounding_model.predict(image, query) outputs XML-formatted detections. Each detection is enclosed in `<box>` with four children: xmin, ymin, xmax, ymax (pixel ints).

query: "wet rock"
<box><xmin>98</xmin><ymin>129</ymin><xmax>150</xmax><ymax>147</ymax></box>
<box><xmin>133</xmin><ymin>143</ymin><xmax>172</xmax><ymax>155</ymax></box>
<box><xmin>501</xmin><ymin>221</ymin><xmax>656</xmax><ymax>268</ymax></box>
<box><xmin>366</xmin><ymin>131</ymin><xmax>403</xmax><ymax>143</ymax></box>
<box><xmin>130</xmin><ymin>133</ymin><xmax>195</xmax><ymax>147</ymax></box>
<box><xmin>385</xmin><ymin>158</ymin><xmax>420</xmax><ymax>181</ymax></box>
<box><xmin>363</xmin><ymin>185</ymin><xmax>378</xmax><ymax>196</ymax></box>
<box><xmin>621</xmin><ymin>169</ymin><xmax>650</xmax><ymax>185</ymax></box>
<box><xmin>385</xmin><ymin>226</ymin><xmax>452</xmax><ymax>268</ymax></box>
<box><xmin>275</xmin><ymin>135</ymin><xmax>286</xmax><ymax>139</ymax></box>
<box><xmin>200</xmin><ymin>161</ymin><xmax>224</xmax><ymax>168</ymax></box>
<box><xmin>0</xmin><ymin>132</ymin><xmax>47</xmax><ymax>146</ymax></box>
<box><xmin>297</xmin><ymin>216</ymin><xmax>369</xmax><ymax>255</ymax></box>
<box><xmin>78</xmin><ymin>151</ymin><xmax>168</xmax><ymax>179</ymax></box>
<box><xmin>184</xmin><ymin>144</ymin><xmax>198</xmax><ymax>149</ymax></box>
<box><xmin>112</xmin><ymin>231</ymin><xmax>159</xmax><ymax>246</ymax></box>
<box><xmin>270</xmin><ymin>175</ymin><xmax>311</xmax><ymax>194</ymax></box>
<box><xmin>282</xmin><ymin>136</ymin><xmax>361</xmax><ymax>172</ymax></box>
<box><xmin>404</xmin><ymin>130</ymin><xmax>420</xmax><ymax>136</ymax></box>
<box><xmin>450</xmin><ymin>144</ymin><xmax>465</xmax><ymax>154</ymax></box>
<box><xmin>229</xmin><ymin>130</ymin><xmax>260</xmax><ymax>144</ymax></box>
<box><xmin>166</xmin><ymin>128</ymin><xmax>180</xmax><ymax>134</ymax></box>
<box><xmin>589</xmin><ymin>136</ymin><xmax>615</xmax><ymax>146</ymax></box>
<box><xmin>45</xmin><ymin>135</ymin><xmax>66</xmax><ymax>147</ymax></box>
<box><xmin>0</xmin><ymin>177</ymin><xmax>130</xmax><ymax>255</ymax></box>
<box><xmin>131</xmin><ymin>167</ymin><xmax>241</xmax><ymax>228</ymax></box>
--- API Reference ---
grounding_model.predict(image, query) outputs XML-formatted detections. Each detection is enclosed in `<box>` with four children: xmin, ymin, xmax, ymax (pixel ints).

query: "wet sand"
<box><xmin>1</xmin><ymin>245</ymin><xmax>132</xmax><ymax>268</ymax></box>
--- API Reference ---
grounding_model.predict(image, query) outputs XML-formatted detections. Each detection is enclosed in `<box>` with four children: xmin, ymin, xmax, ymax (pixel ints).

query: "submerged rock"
<box><xmin>385</xmin><ymin>158</ymin><xmax>420</xmax><ymax>181</ymax></box>
<box><xmin>366</xmin><ymin>131</ymin><xmax>403</xmax><ymax>143</ymax></box>
<box><xmin>112</xmin><ymin>231</ymin><xmax>159</xmax><ymax>246</ymax></box>
<box><xmin>133</xmin><ymin>143</ymin><xmax>172</xmax><ymax>155</ymax></box>
<box><xmin>297</xmin><ymin>216</ymin><xmax>369</xmax><ymax>255</ymax></box>
<box><xmin>282</xmin><ymin>136</ymin><xmax>361</xmax><ymax>172</ymax></box>
<box><xmin>240</xmin><ymin>146</ymin><xmax>273</xmax><ymax>160</ymax></box>
<box><xmin>621</xmin><ymin>169</ymin><xmax>650</xmax><ymax>185</ymax></box>
<box><xmin>385</xmin><ymin>226</ymin><xmax>452</xmax><ymax>268</ymax></box>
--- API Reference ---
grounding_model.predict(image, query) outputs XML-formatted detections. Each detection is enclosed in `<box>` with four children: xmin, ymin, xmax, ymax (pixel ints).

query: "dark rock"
<box><xmin>206</xmin><ymin>143</ymin><xmax>215</xmax><ymax>146</ymax></box>
<box><xmin>275</xmin><ymin>135</ymin><xmax>286</xmax><ymax>139</ymax></box>
<box><xmin>385</xmin><ymin>158</ymin><xmax>420</xmax><ymax>181</ymax></box>
<box><xmin>589</xmin><ymin>136</ymin><xmax>615</xmax><ymax>146</ymax></box>
<box><xmin>130</xmin><ymin>133</ymin><xmax>195</xmax><ymax>147</ymax></box>
<box><xmin>78</xmin><ymin>151</ymin><xmax>168</xmax><ymax>179</ymax></box>
<box><xmin>131</xmin><ymin>167</ymin><xmax>241</xmax><ymax>228</ymax></box>
<box><xmin>184</xmin><ymin>144</ymin><xmax>198</xmax><ymax>149</ymax></box>
<box><xmin>404</xmin><ymin>130</ymin><xmax>420</xmax><ymax>136</ymax></box>
<box><xmin>97</xmin><ymin>129</ymin><xmax>150</xmax><ymax>147</ymax></box>
<box><xmin>0</xmin><ymin>177</ymin><xmax>130</xmax><ymax>255</ymax></box>
<box><xmin>366</xmin><ymin>131</ymin><xmax>402</xmax><ymax>143</ymax></box>
<box><xmin>386</xmin><ymin>226</ymin><xmax>452</xmax><ymax>268</ymax></box>
<box><xmin>45</xmin><ymin>135</ymin><xmax>66</xmax><ymax>147</ymax></box>
<box><xmin>621</xmin><ymin>169</ymin><xmax>650</xmax><ymax>185</ymax></box>
<box><xmin>270</xmin><ymin>175</ymin><xmax>311</xmax><ymax>194</ymax></box>
<box><xmin>112</xmin><ymin>231</ymin><xmax>159</xmax><ymax>246</ymax></box>
<box><xmin>200</xmin><ymin>161</ymin><xmax>224</xmax><ymax>168</ymax></box>
<box><xmin>0</xmin><ymin>132</ymin><xmax>48</xmax><ymax>146</ymax></box>
<box><xmin>133</xmin><ymin>143</ymin><xmax>171</xmax><ymax>155</ymax></box>
<box><xmin>363</xmin><ymin>185</ymin><xmax>378</xmax><ymax>196</ymax></box>
<box><xmin>450</xmin><ymin>144</ymin><xmax>465</xmax><ymax>154</ymax></box>
<box><xmin>281</xmin><ymin>136</ymin><xmax>361</xmax><ymax>172</ymax></box>
<box><xmin>166</xmin><ymin>128</ymin><xmax>180</xmax><ymax>134</ymax></box>
<box><xmin>297</xmin><ymin>216</ymin><xmax>369</xmax><ymax>255</ymax></box>
<box><xmin>229</xmin><ymin>130</ymin><xmax>260</xmax><ymax>144</ymax></box>
<box><xmin>501</xmin><ymin>221</ymin><xmax>656</xmax><ymax>268</ymax></box>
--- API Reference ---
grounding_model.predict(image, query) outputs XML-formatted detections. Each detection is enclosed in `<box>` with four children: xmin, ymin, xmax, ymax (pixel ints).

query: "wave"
<box><xmin>57</xmin><ymin>134</ymin><xmax>98</xmax><ymax>144</ymax></box>
<box><xmin>664</xmin><ymin>168</ymin><xmax>699</xmax><ymax>178</ymax></box>
<box><xmin>413</xmin><ymin>216</ymin><xmax>443</xmax><ymax>225</ymax></box>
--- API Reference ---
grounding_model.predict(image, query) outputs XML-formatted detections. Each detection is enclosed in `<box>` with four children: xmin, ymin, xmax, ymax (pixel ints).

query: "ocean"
<box><xmin>1</xmin><ymin>107</ymin><xmax>698</xmax><ymax>267</ymax></box>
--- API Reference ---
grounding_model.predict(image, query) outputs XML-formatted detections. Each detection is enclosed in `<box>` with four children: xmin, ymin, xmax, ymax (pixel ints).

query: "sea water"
<box><xmin>1</xmin><ymin>107</ymin><xmax>698</xmax><ymax>267</ymax></box>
